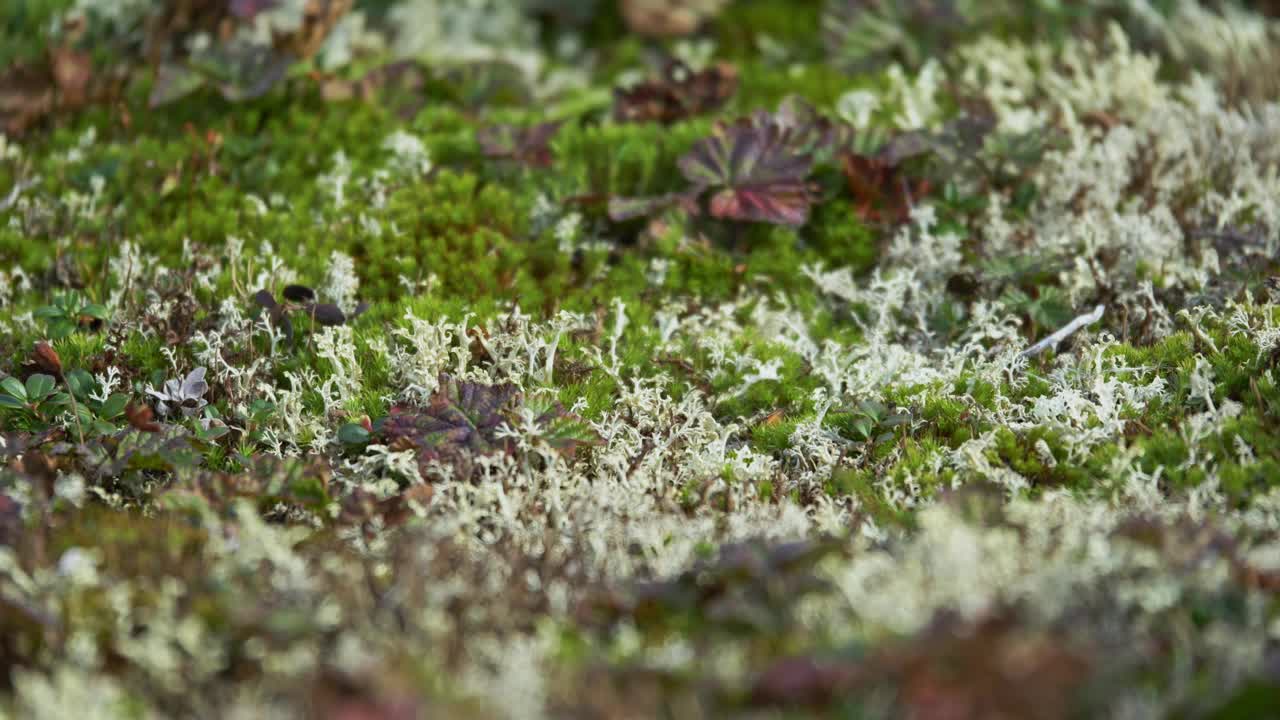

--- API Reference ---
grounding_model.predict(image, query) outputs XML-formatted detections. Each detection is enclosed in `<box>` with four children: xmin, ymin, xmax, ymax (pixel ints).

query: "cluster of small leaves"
<box><xmin>1</xmin><ymin>0</ymin><xmax>372</xmax><ymax>132</ymax></box>
<box><xmin>830</xmin><ymin>399</ymin><xmax>911</xmax><ymax>449</ymax></box>
<box><xmin>610</xmin><ymin>101</ymin><xmax>849</xmax><ymax>227</ymax></box>
<box><xmin>838</xmin><ymin>110</ymin><xmax>1006</xmax><ymax>224</ymax></box>
<box><xmin>0</xmin><ymin>344</ymin><xmax>133</xmax><ymax>439</ymax></box>
<box><xmin>145</xmin><ymin>367</ymin><xmax>209</xmax><ymax>419</ymax></box>
<box><xmin>0</xmin><ymin>374</ymin><xmax>65</xmax><ymax>422</ymax></box>
<box><xmin>150</xmin><ymin>39</ymin><xmax>296</xmax><ymax>108</ymax></box>
<box><xmin>33</xmin><ymin>293</ymin><xmax>109</xmax><ymax>340</ymax></box>
<box><xmin>605</xmin><ymin>97</ymin><xmax>998</xmax><ymax>229</ymax></box>
<box><xmin>6</xmin><ymin>337</ymin><xmax>234</xmax><ymax>460</ymax></box>
<box><xmin>149</xmin><ymin>0</ymin><xmax>354</xmax><ymax>107</ymax></box>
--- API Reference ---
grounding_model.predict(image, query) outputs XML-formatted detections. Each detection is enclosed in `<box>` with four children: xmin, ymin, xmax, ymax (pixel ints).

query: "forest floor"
<box><xmin>4</xmin><ymin>1</ymin><xmax>1280</xmax><ymax>718</ymax></box>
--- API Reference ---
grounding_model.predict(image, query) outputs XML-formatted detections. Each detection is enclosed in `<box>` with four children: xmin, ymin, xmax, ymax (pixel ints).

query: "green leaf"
<box><xmin>33</xmin><ymin>305</ymin><xmax>66</xmax><ymax>320</ymax></box>
<box><xmin>0</xmin><ymin>395</ymin><xmax>26</xmax><ymax>410</ymax></box>
<box><xmin>65</xmin><ymin>369</ymin><xmax>94</xmax><ymax>398</ymax></box>
<box><xmin>80</xmin><ymin>303</ymin><xmax>111</xmax><ymax>321</ymax></box>
<box><xmin>99</xmin><ymin>393</ymin><xmax>130</xmax><ymax>419</ymax></box>
<box><xmin>25</xmin><ymin>374</ymin><xmax>56</xmax><ymax>402</ymax></box>
<box><xmin>200</xmin><ymin>425</ymin><xmax>230</xmax><ymax>441</ymax></box>
<box><xmin>337</xmin><ymin>423</ymin><xmax>371</xmax><ymax>445</ymax></box>
<box><xmin>852</xmin><ymin>417</ymin><xmax>874</xmax><ymax>441</ymax></box>
<box><xmin>47</xmin><ymin>319</ymin><xmax>75</xmax><ymax>339</ymax></box>
<box><xmin>1</xmin><ymin>376</ymin><xmax>27</xmax><ymax>402</ymax></box>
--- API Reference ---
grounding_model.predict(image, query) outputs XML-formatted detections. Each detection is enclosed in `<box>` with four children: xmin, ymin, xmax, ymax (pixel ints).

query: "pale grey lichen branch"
<box><xmin>1021</xmin><ymin>305</ymin><xmax>1106</xmax><ymax>358</ymax></box>
<box><xmin>0</xmin><ymin>176</ymin><xmax>39</xmax><ymax>213</ymax></box>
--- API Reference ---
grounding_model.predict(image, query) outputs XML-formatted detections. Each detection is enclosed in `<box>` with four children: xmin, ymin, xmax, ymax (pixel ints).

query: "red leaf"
<box><xmin>679</xmin><ymin>120</ymin><xmax>816</xmax><ymax>226</ymax></box>
<box><xmin>840</xmin><ymin>151</ymin><xmax>930</xmax><ymax>224</ymax></box>
<box><xmin>125</xmin><ymin>402</ymin><xmax>162</xmax><ymax>433</ymax></box>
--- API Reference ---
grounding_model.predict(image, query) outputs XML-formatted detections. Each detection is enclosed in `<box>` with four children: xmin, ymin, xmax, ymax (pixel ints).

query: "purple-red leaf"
<box><xmin>151</xmin><ymin>41</ymin><xmax>295</xmax><ymax>108</ymax></box>
<box><xmin>840</xmin><ymin>151</ymin><xmax>931</xmax><ymax>224</ymax></box>
<box><xmin>678</xmin><ymin>120</ymin><xmax>816</xmax><ymax>226</ymax></box>
<box><xmin>761</xmin><ymin>96</ymin><xmax>854</xmax><ymax>160</ymax></box>
<box><xmin>380</xmin><ymin>374</ymin><xmax>520</xmax><ymax>481</ymax></box>
<box><xmin>375</xmin><ymin>375</ymin><xmax>596</xmax><ymax>480</ymax></box>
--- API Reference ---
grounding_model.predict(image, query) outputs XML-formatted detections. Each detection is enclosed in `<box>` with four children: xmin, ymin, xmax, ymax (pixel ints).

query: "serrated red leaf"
<box><xmin>840</xmin><ymin>151</ymin><xmax>930</xmax><ymax>224</ymax></box>
<box><xmin>679</xmin><ymin>120</ymin><xmax>816</xmax><ymax>226</ymax></box>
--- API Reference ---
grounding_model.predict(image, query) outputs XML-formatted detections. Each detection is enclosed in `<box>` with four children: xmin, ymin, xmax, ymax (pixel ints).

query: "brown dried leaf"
<box><xmin>125</xmin><ymin>402</ymin><xmax>162</xmax><ymax>433</ymax></box>
<box><xmin>30</xmin><ymin>342</ymin><xmax>63</xmax><ymax>376</ymax></box>
<box><xmin>50</xmin><ymin>48</ymin><xmax>92</xmax><ymax>109</ymax></box>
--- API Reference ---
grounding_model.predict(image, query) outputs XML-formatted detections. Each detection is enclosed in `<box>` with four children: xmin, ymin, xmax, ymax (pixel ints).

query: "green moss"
<box><xmin>827</xmin><ymin>468</ymin><xmax>915</xmax><ymax>529</ymax></box>
<box><xmin>362</xmin><ymin>171</ymin><xmax>531</xmax><ymax>300</ymax></box>
<box><xmin>751</xmin><ymin>417</ymin><xmax>800</xmax><ymax>454</ymax></box>
<box><xmin>551</xmin><ymin>118</ymin><xmax>711</xmax><ymax>200</ymax></box>
<box><xmin>807</xmin><ymin>200</ymin><xmax>881</xmax><ymax>274</ymax></box>
<box><xmin>915</xmin><ymin>393</ymin><xmax>977</xmax><ymax>448</ymax></box>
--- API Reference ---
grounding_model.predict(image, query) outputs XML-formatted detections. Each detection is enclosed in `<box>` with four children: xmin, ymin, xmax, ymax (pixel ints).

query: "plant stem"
<box><xmin>59</xmin><ymin>372</ymin><xmax>86</xmax><ymax>445</ymax></box>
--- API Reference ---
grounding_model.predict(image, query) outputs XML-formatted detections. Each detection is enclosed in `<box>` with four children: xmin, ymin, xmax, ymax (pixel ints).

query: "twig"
<box><xmin>1021</xmin><ymin>305</ymin><xmax>1105</xmax><ymax>358</ymax></box>
<box><xmin>59</xmin><ymin>371</ymin><xmax>87</xmax><ymax>445</ymax></box>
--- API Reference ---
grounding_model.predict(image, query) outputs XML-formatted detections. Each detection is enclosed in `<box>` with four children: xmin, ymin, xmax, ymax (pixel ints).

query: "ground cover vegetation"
<box><xmin>3</xmin><ymin>0</ymin><xmax>1280</xmax><ymax>717</ymax></box>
